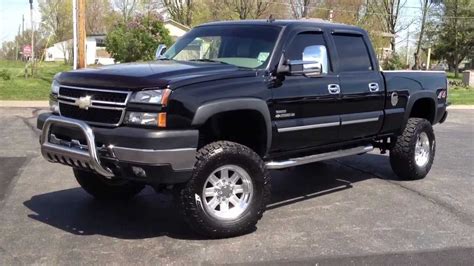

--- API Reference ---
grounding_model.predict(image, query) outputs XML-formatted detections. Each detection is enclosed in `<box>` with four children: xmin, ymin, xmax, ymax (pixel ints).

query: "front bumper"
<box><xmin>37</xmin><ymin>113</ymin><xmax>198</xmax><ymax>184</ymax></box>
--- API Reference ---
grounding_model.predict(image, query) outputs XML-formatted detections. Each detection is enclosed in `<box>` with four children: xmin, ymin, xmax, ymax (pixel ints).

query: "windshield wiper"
<box><xmin>189</xmin><ymin>59</ymin><xmax>231</xmax><ymax>65</ymax></box>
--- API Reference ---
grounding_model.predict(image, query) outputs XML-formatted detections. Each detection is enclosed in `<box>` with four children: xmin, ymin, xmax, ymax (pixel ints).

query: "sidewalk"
<box><xmin>0</xmin><ymin>101</ymin><xmax>49</xmax><ymax>108</ymax></box>
<box><xmin>0</xmin><ymin>100</ymin><xmax>473</xmax><ymax>109</ymax></box>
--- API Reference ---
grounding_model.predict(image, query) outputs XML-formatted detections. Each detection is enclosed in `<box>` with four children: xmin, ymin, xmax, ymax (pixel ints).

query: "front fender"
<box><xmin>191</xmin><ymin>98</ymin><xmax>272</xmax><ymax>155</ymax></box>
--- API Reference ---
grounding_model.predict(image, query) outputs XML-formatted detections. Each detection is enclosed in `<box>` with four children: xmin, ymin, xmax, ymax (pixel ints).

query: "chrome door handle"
<box><xmin>328</xmin><ymin>84</ymin><xmax>340</xmax><ymax>94</ymax></box>
<box><xmin>368</xmin><ymin>83</ymin><xmax>379</xmax><ymax>92</ymax></box>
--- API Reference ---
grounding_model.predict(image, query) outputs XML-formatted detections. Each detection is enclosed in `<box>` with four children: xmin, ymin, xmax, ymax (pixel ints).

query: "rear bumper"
<box><xmin>37</xmin><ymin>113</ymin><xmax>198</xmax><ymax>184</ymax></box>
<box><xmin>436</xmin><ymin>103</ymin><xmax>448</xmax><ymax>124</ymax></box>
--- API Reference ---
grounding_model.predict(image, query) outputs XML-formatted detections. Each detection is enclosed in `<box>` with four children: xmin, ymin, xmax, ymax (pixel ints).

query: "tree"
<box><xmin>113</xmin><ymin>0</ymin><xmax>139</xmax><ymax>22</ymax></box>
<box><xmin>369</xmin><ymin>0</ymin><xmax>408</xmax><ymax>53</ymax></box>
<box><xmin>224</xmin><ymin>0</ymin><xmax>273</xmax><ymax>19</ymax></box>
<box><xmin>413</xmin><ymin>0</ymin><xmax>442</xmax><ymax>69</ymax></box>
<box><xmin>290</xmin><ymin>0</ymin><xmax>313</xmax><ymax>18</ymax></box>
<box><xmin>38</xmin><ymin>0</ymin><xmax>73</xmax><ymax>63</ymax></box>
<box><xmin>163</xmin><ymin>0</ymin><xmax>194</xmax><ymax>26</ymax></box>
<box><xmin>433</xmin><ymin>0</ymin><xmax>474</xmax><ymax>77</ymax></box>
<box><xmin>86</xmin><ymin>0</ymin><xmax>112</xmax><ymax>34</ymax></box>
<box><xmin>105</xmin><ymin>13</ymin><xmax>172</xmax><ymax>62</ymax></box>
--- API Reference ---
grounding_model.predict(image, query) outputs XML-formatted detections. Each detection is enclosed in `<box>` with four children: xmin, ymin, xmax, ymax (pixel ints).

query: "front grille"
<box><xmin>57</xmin><ymin>86</ymin><xmax>131</xmax><ymax>126</ymax></box>
<box><xmin>59</xmin><ymin>86</ymin><xmax>128</xmax><ymax>104</ymax></box>
<box><xmin>59</xmin><ymin>103</ymin><xmax>123</xmax><ymax>125</ymax></box>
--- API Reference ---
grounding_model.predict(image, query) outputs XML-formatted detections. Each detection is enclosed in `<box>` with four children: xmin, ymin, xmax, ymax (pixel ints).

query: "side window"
<box><xmin>333</xmin><ymin>34</ymin><xmax>373</xmax><ymax>72</ymax></box>
<box><xmin>286</xmin><ymin>32</ymin><xmax>330</xmax><ymax>73</ymax></box>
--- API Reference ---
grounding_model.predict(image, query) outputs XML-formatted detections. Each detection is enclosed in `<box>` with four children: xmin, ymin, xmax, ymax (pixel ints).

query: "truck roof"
<box><xmin>198</xmin><ymin>19</ymin><xmax>366</xmax><ymax>34</ymax></box>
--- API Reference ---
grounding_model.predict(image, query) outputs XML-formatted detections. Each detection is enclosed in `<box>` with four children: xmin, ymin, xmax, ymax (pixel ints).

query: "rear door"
<box><xmin>332</xmin><ymin>33</ymin><xmax>385</xmax><ymax>140</ymax></box>
<box><xmin>271</xmin><ymin>30</ymin><xmax>340</xmax><ymax>152</ymax></box>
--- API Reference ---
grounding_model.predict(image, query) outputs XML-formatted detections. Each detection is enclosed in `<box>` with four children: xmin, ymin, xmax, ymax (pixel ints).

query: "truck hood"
<box><xmin>57</xmin><ymin>60</ymin><xmax>257</xmax><ymax>90</ymax></box>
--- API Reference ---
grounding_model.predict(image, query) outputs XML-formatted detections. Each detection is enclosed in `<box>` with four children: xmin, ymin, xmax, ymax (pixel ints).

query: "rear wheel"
<box><xmin>74</xmin><ymin>169</ymin><xmax>145</xmax><ymax>200</ymax></box>
<box><xmin>178</xmin><ymin>141</ymin><xmax>271</xmax><ymax>238</ymax></box>
<box><xmin>389</xmin><ymin>118</ymin><xmax>436</xmax><ymax>180</ymax></box>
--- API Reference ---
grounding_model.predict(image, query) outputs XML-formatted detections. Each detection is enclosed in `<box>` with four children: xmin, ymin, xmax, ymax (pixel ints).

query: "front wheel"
<box><xmin>390</xmin><ymin>118</ymin><xmax>436</xmax><ymax>180</ymax></box>
<box><xmin>178</xmin><ymin>141</ymin><xmax>271</xmax><ymax>238</ymax></box>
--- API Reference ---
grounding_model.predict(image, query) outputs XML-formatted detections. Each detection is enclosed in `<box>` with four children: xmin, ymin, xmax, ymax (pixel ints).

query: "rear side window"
<box><xmin>333</xmin><ymin>34</ymin><xmax>373</xmax><ymax>72</ymax></box>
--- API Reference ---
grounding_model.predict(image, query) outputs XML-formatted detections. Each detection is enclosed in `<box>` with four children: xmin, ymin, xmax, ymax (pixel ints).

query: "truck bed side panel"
<box><xmin>380</xmin><ymin>71</ymin><xmax>447</xmax><ymax>134</ymax></box>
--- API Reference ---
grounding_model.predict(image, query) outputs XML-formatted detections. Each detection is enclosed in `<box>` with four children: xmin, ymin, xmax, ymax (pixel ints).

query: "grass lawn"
<box><xmin>447</xmin><ymin>72</ymin><xmax>463</xmax><ymax>80</ymax></box>
<box><xmin>0</xmin><ymin>60</ymin><xmax>71</xmax><ymax>100</ymax></box>
<box><xmin>449</xmin><ymin>87</ymin><xmax>474</xmax><ymax>105</ymax></box>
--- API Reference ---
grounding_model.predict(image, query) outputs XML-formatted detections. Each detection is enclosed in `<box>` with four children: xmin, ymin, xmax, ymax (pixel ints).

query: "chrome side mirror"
<box><xmin>302</xmin><ymin>45</ymin><xmax>328</xmax><ymax>75</ymax></box>
<box><xmin>286</xmin><ymin>60</ymin><xmax>322</xmax><ymax>76</ymax></box>
<box><xmin>155</xmin><ymin>44</ymin><xmax>167</xmax><ymax>60</ymax></box>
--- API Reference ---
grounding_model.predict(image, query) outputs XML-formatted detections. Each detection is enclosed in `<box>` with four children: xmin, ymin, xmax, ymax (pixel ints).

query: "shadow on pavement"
<box><xmin>0</xmin><ymin>157</ymin><xmax>28</xmax><ymax>203</ymax></box>
<box><xmin>23</xmin><ymin>154</ymin><xmax>399</xmax><ymax>240</ymax></box>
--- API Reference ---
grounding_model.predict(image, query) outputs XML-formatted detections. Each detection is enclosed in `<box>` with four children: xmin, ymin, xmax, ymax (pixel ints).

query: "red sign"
<box><xmin>23</xmin><ymin>45</ymin><xmax>32</xmax><ymax>56</ymax></box>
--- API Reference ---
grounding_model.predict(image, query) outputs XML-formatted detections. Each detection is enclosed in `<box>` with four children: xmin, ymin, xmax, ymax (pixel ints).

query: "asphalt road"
<box><xmin>0</xmin><ymin>108</ymin><xmax>473</xmax><ymax>265</ymax></box>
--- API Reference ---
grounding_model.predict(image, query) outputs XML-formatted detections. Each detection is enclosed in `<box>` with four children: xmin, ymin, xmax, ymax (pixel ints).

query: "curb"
<box><xmin>0</xmin><ymin>101</ymin><xmax>49</xmax><ymax>108</ymax></box>
<box><xmin>447</xmin><ymin>105</ymin><xmax>474</xmax><ymax>110</ymax></box>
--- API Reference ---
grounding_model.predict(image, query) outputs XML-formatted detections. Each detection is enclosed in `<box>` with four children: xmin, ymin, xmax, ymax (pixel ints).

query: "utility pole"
<box><xmin>22</xmin><ymin>15</ymin><xmax>25</xmax><ymax>35</ymax></box>
<box><xmin>426</xmin><ymin>47</ymin><xmax>431</xmax><ymax>70</ymax></box>
<box><xmin>29</xmin><ymin>0</ymin><xmax>35</xmax><ymax>76</ymax></box>
<box><xmin>73</xmin><ymin>0</ymin><xmax>78</xmax><ymax>69</ymax></box>
<box><xmin>405</xmin><ymin>29</ymin><xmax>410</xmax><ymax>67</ymax></box>
<box><xmin>15</xmin><ymin>25</ymin><xmax>20</xmax><ymax>61</ymax></box>
<box><xmin>77</xmin><ymin>0</ymin><xmax>86</xmax><ymax>68</ymax></box>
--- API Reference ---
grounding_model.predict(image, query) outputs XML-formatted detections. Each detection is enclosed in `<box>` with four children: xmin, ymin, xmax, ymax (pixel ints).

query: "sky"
<box><xmin>0</xmin><ymin>0</ymin><xmax>422</xmax><ymax>50</ymax></box>
<box><xmin>0</xmin><ymin>0</ymin><xmax>41</xmax><ymax>44</ymax></box>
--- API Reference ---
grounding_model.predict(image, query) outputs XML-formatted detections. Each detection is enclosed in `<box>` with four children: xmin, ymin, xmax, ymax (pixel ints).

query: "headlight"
<box><xmin>124</xmin><ymin>112</ymin><xmax>167</xmax><ymax>127</ymax></box>
<box><xmin>49</xmin><ymin>94</ymin><xmax>59</xmax><ymax>114</ymax></box>
<box><xmin>130</xmin><ymin>89</ymin><xmax>171</xmax><ymax>105</ymax></box>
<box><xmin>51</xmin><ymin>79</ymin><xmax>60</xmax><ymax>94</ymax></box>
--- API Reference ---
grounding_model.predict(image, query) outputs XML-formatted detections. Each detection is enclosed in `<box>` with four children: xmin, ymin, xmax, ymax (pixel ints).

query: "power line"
<box><xmin>262</xmin><ymin>0</ymin><xmax>474</xmax><ymax>19</ymax></box>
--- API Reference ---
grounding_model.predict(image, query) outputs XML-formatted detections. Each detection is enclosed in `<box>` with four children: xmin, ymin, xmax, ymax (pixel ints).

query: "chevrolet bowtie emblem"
<box><xmin>75</xmin><ymin>96</ymin><xmax>92</xmax><ymax>110</ymax></box>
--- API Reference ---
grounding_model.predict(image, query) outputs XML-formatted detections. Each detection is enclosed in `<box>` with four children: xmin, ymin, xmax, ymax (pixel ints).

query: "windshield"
<box><xmin>163</xmin><ymin>25</ymin><xmax>281</xmax><ymax>69</ymax></box>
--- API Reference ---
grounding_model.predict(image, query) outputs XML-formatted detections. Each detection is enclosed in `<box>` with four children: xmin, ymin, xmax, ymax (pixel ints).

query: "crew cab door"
<box><xmin>332</xmin><ymin>32</ymin><xmax>385</xmax><ymax>140</ymax></box>
<box><xmin>270</xmin><ymin>31</ymin><xmax>340</xmax><ymax>152</ymax></box>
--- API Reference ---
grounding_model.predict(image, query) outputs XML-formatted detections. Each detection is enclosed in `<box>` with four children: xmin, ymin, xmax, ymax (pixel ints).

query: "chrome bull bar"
<box><xmin>40</xmin><ymin>116</ymin><xmax>114</xmax><ymax>177</ymax></box>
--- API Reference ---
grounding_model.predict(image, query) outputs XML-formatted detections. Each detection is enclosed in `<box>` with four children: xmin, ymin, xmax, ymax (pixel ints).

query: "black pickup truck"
<box><xmin>37</xmin><ymin>20</ymin><xmax>448</xmax><ymax>238</ymax></box>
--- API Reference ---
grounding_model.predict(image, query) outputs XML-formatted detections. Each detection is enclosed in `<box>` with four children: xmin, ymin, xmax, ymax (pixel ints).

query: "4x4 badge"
<box><xmin>75</xmin><ymin>96</ymin><xmax>92</xmax><ymax>110</ymax></box>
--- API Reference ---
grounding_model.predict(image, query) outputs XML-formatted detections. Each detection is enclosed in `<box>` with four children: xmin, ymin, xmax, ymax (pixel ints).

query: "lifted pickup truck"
<box><xmin>37</xmin><ymin>19</ymin><xmax>448</xmax><ymax>238</ymax></box>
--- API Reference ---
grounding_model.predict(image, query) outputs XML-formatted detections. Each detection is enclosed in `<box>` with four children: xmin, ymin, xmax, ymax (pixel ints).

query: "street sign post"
<box><xmin>23</xmin><ymin>45</ymin><xmax>32</xmax><ymax>58</ymax></box>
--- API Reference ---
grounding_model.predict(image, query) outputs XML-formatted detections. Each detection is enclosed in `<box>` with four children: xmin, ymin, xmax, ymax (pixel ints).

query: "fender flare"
<box><xmin>191</xmin><ymin>98</ymin><xmax>272</xmax><ymax>155</ymax></box>
<box><xmin>403</xmin><ymin>90</ymin><xmax>438</xmax><ymax>126</ymax></box>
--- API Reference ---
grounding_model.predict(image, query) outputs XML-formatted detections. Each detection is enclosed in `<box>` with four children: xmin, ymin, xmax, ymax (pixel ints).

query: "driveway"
<box><xmin>0</xmin><ymin>108</ymin><xmax>473</xmax><ymax>265</ymax></box>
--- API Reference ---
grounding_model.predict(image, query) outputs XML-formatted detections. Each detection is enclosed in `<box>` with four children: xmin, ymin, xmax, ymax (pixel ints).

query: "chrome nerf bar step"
<box><xmin>40</xmin><ymin>116</ymin><xmax>114</xmax><ymax>177</ymax></box>
<box><xmin>265</xmin><ymin>145</ymin><xmax>373</xmax><ymax>170</ymax></box>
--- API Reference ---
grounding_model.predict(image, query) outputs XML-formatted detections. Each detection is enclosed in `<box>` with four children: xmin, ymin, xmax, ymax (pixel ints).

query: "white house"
<box><xmin>44</xmin><ymin>19</ymin><xmax>189</xmax><ymax>65</ymax></box>
<box><xmin>44</xmin><ymin>35</ymin><xmax>114</xmax><ymax>65</ymax></box>
<box><xmin>163</xmin><ymin>19</ymin><xmax>190</xmax><ymax>41</ymax></box>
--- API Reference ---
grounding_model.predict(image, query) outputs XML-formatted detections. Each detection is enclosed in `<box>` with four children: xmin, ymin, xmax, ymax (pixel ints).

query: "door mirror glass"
<box><xmin>155</xmin><ymin>44</ymin><xmax>167</xmax><ymax>60</ymax></box>
<box><xmin>286</xmin><ymin>60</ymin><xmax>322</xmax><ymax>76</ymax></box>
<box><xmin>302</xmin><ymin>45</ymin><xmax>328</xmax><ymax>74</ymax></box>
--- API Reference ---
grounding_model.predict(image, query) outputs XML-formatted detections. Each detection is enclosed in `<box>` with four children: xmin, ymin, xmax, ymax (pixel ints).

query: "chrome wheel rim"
<box><xmin>202</xmin><ymin>165</ymin><xmax>253</xmax><ymax>220</ymax></box>
<box><xmin>415</xmin><ymin>132</ymin><xmax>430</xmax><ymax>167</ymax></box>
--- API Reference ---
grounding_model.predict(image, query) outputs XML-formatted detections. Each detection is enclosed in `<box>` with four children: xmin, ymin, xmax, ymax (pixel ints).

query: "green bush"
<box><xmin>105</xmin><ymin>13</ymin><xmax>172</xmax><ymax>63</ymax></box>
<box><xmin>382</xmin><ymin>54</ymin><xmax>405</xmax><ymax>70</ymax></box>
<box><xmin>0</xmin><ymin>69</ymin><xmax>11</xmax><ymax>80</ymax></box>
